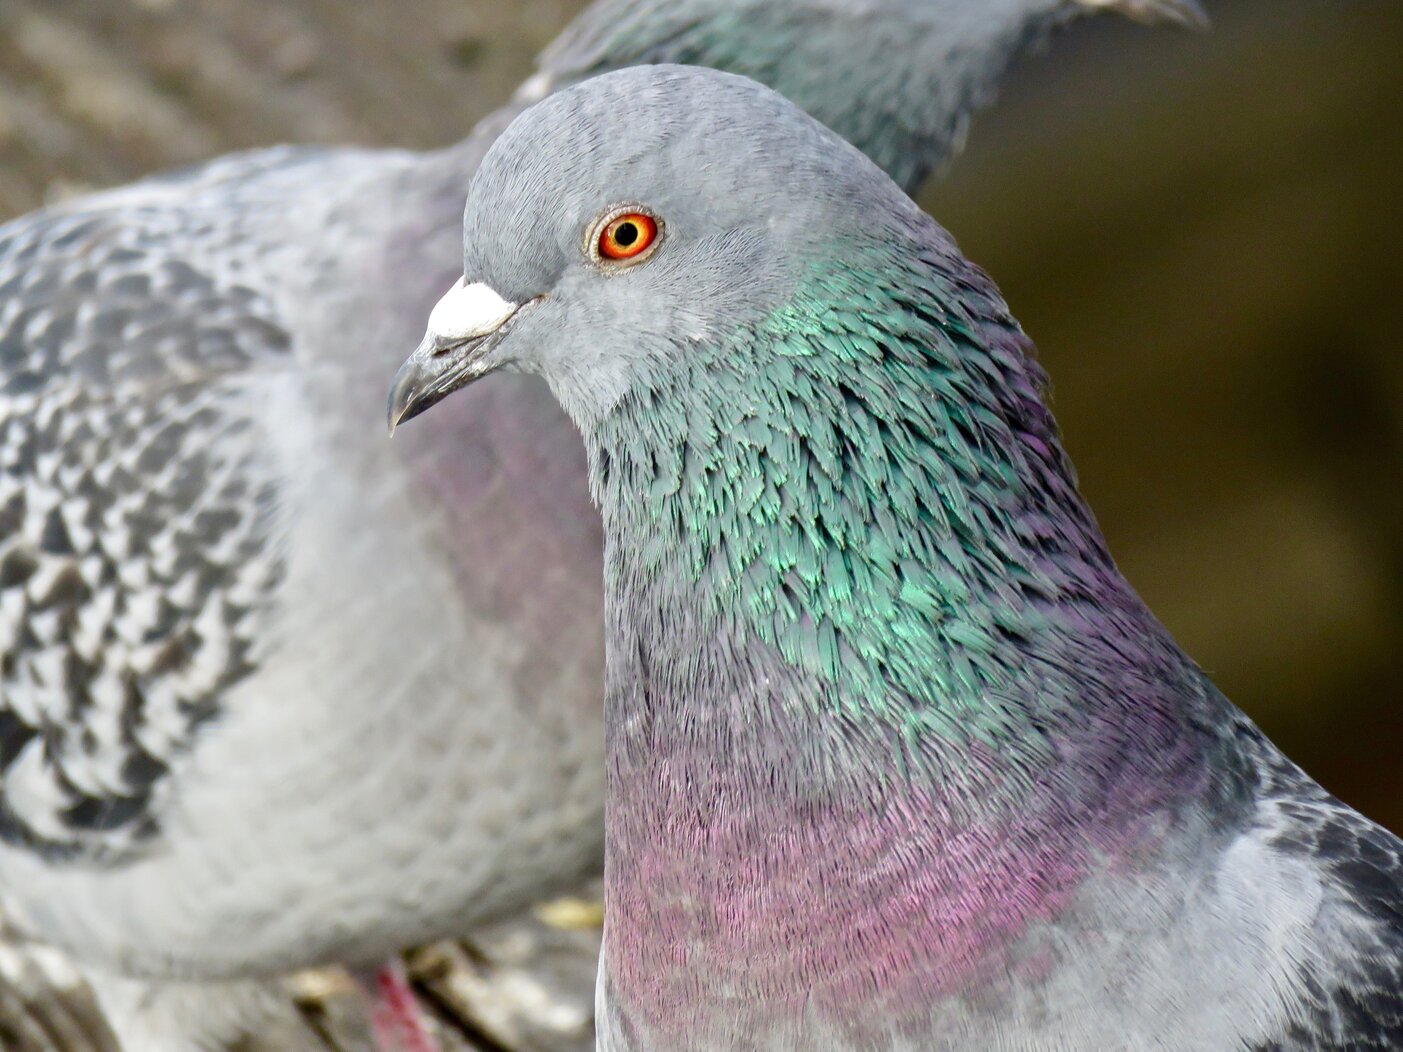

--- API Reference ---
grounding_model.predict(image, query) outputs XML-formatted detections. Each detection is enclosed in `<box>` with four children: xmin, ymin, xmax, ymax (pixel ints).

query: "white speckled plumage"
<box><xmin>0</xmin><ymin>147</ymin><xmax>608</xmax><ymax>1048</ymax></box>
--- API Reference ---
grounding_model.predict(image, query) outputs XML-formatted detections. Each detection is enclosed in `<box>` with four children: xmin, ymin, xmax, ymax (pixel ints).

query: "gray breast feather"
<box><xmin>0</xmin><ymin>193</ymin><xmax>290</xmax><ymax>864</ymax></box>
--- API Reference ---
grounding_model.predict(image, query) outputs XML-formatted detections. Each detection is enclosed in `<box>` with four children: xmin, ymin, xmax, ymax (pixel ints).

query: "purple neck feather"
<box><xmin>602</xmin><ymin>617</ymin><xmax>1225</xmax><ymax>1041</ymax></box>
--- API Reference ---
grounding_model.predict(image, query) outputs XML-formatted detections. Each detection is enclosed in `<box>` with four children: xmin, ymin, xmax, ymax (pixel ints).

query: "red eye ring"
<box><xmin>597</xmin><ymin>211</ymin><xmax>659</xmax><ymax>262</ymax></box>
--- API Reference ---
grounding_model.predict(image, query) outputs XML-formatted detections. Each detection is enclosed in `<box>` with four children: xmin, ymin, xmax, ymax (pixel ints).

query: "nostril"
<box><xmin>430</xmin><ymin>335</ymin><xmax>462</xmax><ymax>358</ymax></box>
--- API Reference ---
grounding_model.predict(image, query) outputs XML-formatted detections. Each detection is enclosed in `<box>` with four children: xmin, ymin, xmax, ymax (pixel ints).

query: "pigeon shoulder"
<box><xmin>1234</xmin><ymin>724</ymin><xmax>1403</xmax><ymax>1050</ymax></box>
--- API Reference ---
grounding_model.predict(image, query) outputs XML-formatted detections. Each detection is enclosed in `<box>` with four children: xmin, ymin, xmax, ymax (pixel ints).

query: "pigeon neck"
<box><xmin>591</xmin><ymin>246</ymin><xmax>1204</xmax><ymax>767</ymax></box>
<box><xmin>589</xmin><ymin>248</ymin><xmax>1238</xmax><ymax>1027</ymax></box>
<box><xmin>529</xmin><ymin>0</ymin><xmax>1073</xmax><ymax>195</ymax></box>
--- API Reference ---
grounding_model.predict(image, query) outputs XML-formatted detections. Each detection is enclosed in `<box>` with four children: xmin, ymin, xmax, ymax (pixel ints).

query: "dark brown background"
<box><xmin>1</xmin><ymin>0</ymin><xmax>1399</xmax><ymax>828</ymax></box>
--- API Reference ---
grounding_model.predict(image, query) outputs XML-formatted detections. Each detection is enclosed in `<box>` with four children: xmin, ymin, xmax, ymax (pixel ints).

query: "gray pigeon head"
<box><xmin>389</xmin><ymin>65</ymin><xmax>922</xmax><ymax>433</ymax></box>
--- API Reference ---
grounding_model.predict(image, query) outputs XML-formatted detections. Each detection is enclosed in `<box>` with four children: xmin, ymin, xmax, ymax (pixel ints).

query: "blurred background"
<box><xmin>0</xmin><ymin>0</ymin><xmax>1399</xmax><ymax>835</ymax></box>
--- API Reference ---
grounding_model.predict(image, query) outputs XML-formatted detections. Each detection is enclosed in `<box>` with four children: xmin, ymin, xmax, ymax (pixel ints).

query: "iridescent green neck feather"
<box><xmin>591</xmin><ymin>242</ymin><xmax>1175</xmax><ymax>761</ymax></box>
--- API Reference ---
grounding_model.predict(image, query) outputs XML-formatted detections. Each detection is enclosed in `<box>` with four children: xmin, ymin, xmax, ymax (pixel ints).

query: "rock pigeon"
<box><xmin>0</xmin><ymin>0</ymin><xmax>1202</xmax><ymax>1048</ymax></box>
<box><xmin>390</xmin><ymin>64</ymin><xmax>1403</xmax><ymax>1052</ymax></box>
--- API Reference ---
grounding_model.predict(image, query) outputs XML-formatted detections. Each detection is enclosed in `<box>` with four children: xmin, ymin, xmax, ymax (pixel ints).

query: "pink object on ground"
<box><xmin>362</xmin><ymin>959</ymin><xmax>440</xmax><ymax>1052</ymax></box>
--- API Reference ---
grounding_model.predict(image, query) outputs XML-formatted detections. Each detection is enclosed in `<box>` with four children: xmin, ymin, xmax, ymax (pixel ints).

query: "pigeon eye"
<box><xmin>591</xmin><ymin>207</ymin><xmax>662</xmax><ymax>265</ymax></box>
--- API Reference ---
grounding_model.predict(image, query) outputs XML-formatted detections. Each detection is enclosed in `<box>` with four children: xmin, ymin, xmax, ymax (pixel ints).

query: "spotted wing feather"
<box><xmin>0</xmin><ymin>186</ymin><xmax>290</xmax><ymax>864</ymax></box>
<box><xmin>1232</xmin><ymin>724</ymin><xmax>1403</xmax><ymax>1050</ymax></box>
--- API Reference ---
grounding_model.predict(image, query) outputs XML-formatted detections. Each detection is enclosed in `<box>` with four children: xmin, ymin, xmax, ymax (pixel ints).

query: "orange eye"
<box><xmin>597</xmin><ymin>212</ymin><xmax>658</xmax><ymax>262</ymax></box>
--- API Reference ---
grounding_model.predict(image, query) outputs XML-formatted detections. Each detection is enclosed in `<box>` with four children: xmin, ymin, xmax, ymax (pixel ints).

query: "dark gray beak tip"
<box><xmin>387</xmin><ymin>356</ymin><xmax>436</xmax><ymax>436</ymax></box>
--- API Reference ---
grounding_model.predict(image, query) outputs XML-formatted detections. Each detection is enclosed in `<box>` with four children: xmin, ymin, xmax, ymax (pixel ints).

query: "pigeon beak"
<box><xmin>1077</xmin><ymin>0</ymin><xmax>1210</xmax><ymax>30</ymax></box>
<box><xmin>387</xmin><ymin>279</ymin><xmax>521</xmax><ymax>434</ymax></box>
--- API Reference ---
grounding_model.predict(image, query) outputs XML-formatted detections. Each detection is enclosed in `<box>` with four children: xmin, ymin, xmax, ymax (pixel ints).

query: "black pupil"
<box><xmin>614</xmin><ymin>221</ymin><xmax>639</xmax><ymax>247</ymax></box>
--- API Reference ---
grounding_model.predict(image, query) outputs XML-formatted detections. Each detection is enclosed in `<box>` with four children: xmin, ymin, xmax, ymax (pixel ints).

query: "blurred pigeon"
<box><xmin>527</xmin><ymin>0</ymin><xmax>1208</xmax><ymax>192</ymax></box>
<box><xmin>390</xmin><ymin>64</ymin><xmax>1403</xmax><ymax>1052</ymax></box>
<box><xmin>0</xmin><ymin>0</ymin><xmax>1201</xmax><ymax>1048</ymax></box>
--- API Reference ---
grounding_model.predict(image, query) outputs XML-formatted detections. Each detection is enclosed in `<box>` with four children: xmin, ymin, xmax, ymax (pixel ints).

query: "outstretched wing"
<box><xmin>0</xmin><ymin>169</ymin><xmax>293</xmax><ymax>864</ymax></box>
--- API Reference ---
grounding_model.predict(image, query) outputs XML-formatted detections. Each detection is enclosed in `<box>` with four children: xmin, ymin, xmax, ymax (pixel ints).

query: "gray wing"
<box><xmin>1245</xmin><ymin>727</ymin><xmax>1403</xmax><ymax>1050</ymax></box>
<box><xmin>0</xmin><ymin>174</ymin><xmax>292</xmax><ymax>865</ymax></box>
